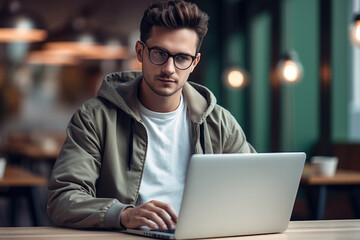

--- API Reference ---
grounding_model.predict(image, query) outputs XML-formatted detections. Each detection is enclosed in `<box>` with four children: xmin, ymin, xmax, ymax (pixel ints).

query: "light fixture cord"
<box><xmin>284</xmin><ymin>0</ymin><xmax>295</xmax><ymax>150</ymax></box>
<box><xmin>284</xmin><ymin>0</ymin><xmax>291</xmax><ymax>51</ymax></box>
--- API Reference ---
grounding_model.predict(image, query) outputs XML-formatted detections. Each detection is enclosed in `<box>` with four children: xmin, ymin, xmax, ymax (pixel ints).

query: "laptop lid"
<box><xmin>124</xmin><ymin>152</ymin><xmax>306</xmax><ymax>239</ymax></box>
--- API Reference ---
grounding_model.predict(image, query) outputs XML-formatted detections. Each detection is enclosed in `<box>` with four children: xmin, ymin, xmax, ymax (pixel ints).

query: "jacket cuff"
<box><xmin>104</xmin><ymin>202</ymin><xmax>134</xmax><ymax>229</ymax></box>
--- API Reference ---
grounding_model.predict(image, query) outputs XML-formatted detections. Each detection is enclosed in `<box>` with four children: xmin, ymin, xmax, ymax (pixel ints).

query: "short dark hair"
<box><xmin>140</xmin><ymin>0</ymin><xmax>209</xmax><ymax>53</ymax></box>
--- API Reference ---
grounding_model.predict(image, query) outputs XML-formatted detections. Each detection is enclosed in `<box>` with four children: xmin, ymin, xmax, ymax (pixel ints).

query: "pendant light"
<box><xmin>277</xmin><ymin>0</ymin><xmax>303</xmax><ymax>83</ymax></box>
<box><xmin>43</xmin><ymin>6</ymin><xmax>129</xmax><ymax>61</ymax></box>
<box><xmin>81</xmin><ymin>38</ymin><xmax>130</xmax><ymax>60</ymax></box>
<box><xmin>43</xmin><ymin>15</ymin><xmax>103</xmax><ymax>58</ymax></box>
<box><xmin>0</xmin><ymin>0</ymin><xmax>47</xmax><ymax>42</ymax></box>
<box><xmin>276</xmin><ymin>51</ymin><xmax>303</xmax><ymax>83</ymax></box>
<box><xmin>223</xmin><ymin>67</ymin><xmax>249</xmax><ymax>89</ymax></box>
<box><xmin>26</xmin><ymin>49</ymin><xmax>79</xmax><ymax>66</ymax></box>
<box><xmin>350</xmin><ymin>13</ymin><xmax>360</xmax><ymax>47</ymax></box>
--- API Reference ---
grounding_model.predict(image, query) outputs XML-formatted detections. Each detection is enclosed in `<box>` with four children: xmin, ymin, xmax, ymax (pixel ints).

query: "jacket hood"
<box><xmin>97</xmin><ymin>71</ymin><xmax>217</xmax><ymax>124</ymax></box>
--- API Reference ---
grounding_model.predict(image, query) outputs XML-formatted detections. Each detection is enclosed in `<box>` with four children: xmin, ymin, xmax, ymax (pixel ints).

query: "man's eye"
<box><xmin>176</xmin><ymin>55</ymin><xmax>191</xmax><ymax>62</ymax></box>
<box><xmin>153</xmin><ymin>50</ymin><xmax>167</xmax><ymax>57</ymax></box>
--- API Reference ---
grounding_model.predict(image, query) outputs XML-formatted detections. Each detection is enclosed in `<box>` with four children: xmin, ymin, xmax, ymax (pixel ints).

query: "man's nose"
<box><xmin>161</xmin><ymin>56</ymin><xmax>176</xmax><ymax>75</ymax></box>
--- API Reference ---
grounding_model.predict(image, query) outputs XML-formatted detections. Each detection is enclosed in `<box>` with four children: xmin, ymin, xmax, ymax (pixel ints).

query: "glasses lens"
<box><xmin>175</xmin><ymin>55</ymin><xmax>193</xmax><ymax>70</ymax></box>
<box><xmin>149</xmin><ymin>48</ymin><xmax>168</xmax><ymax>65</ymax></box>
<box><xmin>148</xmin><ymin>47</ymin><xmax>194</xmax><ymax>70</ymax></box>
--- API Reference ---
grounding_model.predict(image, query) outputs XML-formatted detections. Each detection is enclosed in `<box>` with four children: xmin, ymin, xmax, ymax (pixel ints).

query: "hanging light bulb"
<box><xmin>223</xmin><ymin>67</ymin><xmax>248</xmax><ymax>89</ymax></box>
<box><xmin>0</xmin><ymin>0</ymin><xmax>47</xmax><ymax>42</ymax></box>
<box><xmin>43</xmin><ymin>7</ymin><xmax>129</xmax><ymax>60</ymax></box>
<box><xmin>82</xmin><ymin>38</ymin><xmax>130</xmax><ymax>60</ymax></box>
<box><xmin>43</xmin><ymin>16</ymin><xmax>102</xmax><ymax>57</ymax></box>
<box><xmin>26</xmin><ymin>49</ymin><xmax>79</xmax><ymax>66</ymax></box>
<box><xmin>277</xmin><ymin>51</ymin><xmax>303</xmax><ymax>83</ymax></box>
<box><xmin>350</xmin><ymin>13</ymin><xmax>360</xmax><ymax>47</ymax></box>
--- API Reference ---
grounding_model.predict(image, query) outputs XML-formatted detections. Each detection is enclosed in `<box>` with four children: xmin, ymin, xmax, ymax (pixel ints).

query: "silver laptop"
<box><xmin>123</xmin><ymin>152</ymin><xmax>306</xmax><ymax>239</ymax></box>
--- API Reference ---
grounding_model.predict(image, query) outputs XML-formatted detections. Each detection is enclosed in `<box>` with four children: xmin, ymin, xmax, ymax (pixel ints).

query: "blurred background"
<box><xmin>0</xmin><ymin>0</ymin><xmax>359</xmax><ymax>227</ymax></box>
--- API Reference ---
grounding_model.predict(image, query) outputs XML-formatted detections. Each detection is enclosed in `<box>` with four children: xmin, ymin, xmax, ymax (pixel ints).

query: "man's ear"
<box><xmin>135</xmin><ymin>41</ymin><xmax>144</xmax><ymax>62</ymax></box>
<box><xmin>190</xmin><ymin>53</ymin><xmax>201</xmax><ymax>73</ymax></box>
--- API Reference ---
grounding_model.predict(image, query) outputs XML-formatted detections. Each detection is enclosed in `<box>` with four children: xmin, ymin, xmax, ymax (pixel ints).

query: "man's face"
<box><xmin>136</xmin><ymin>26</ymin><xmax>200</xmax><ymax>100</ymax></box>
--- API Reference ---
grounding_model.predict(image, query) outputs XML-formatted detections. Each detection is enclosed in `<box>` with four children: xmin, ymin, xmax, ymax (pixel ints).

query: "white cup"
<box><xmin>311</xmin><ymin>156</ymin><xmax>338</xmax><ymax>177</ymax></box>
<box><xmin>0</xmin><ymin>158</ymin><xmax>6</xmax><ymax>179</ymax></box>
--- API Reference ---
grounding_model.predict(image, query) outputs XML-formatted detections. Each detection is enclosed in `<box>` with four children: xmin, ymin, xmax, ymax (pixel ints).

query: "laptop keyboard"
<box><xmin>151</xmin><ymin>229</ymin><xmax>175</xmax><ymax>234</ymax></box>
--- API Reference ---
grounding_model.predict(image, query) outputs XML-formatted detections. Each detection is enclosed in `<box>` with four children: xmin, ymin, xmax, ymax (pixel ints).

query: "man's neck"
<box><xmin>138</xmin><ymin>81</ymin><xmax>182</xmax><ymax>113</ymax></box>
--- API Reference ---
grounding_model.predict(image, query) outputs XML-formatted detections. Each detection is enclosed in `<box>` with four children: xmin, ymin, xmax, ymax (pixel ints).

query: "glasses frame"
<box><xmin>140</xmin><ymin>41</ymin><xmax>197</xmax><ymax>70</ymax></box>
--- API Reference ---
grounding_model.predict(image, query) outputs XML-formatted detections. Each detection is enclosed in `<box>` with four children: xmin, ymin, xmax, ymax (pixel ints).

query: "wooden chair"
<box><xmin>0</xmin><ymin>165</ymin><xmax>47</xmax><ymax>226</ymax></box>
<box><xmin>332</xmin><ymin>142</ymin><xmax>360</xmax><ymax>172</ymax></box>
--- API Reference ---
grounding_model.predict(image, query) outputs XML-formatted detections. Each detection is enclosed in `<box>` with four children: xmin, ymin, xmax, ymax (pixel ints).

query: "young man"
<box><xmin>47</xmin><ymin>0</ymin><xmax>255</xmax><ymax>232</ymax></box>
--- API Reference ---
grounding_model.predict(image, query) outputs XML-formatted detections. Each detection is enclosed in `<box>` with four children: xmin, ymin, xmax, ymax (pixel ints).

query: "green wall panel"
<box><xmin>200</xmin><ymin>0</ymin><xmax>351</xmax><ymax>154</ymax></box>
<box><xmin>281</xmin><ymin>0</ymin><xmax>319</xmax><ymax>153</ymax></box>
<box><xmin>331</xmin><ymin>0</ymin><xmax>350</xmax><ymax>142</ymax></box>
<box><xmin>198</xmin><ymin>1</ymin><xmax>222</xmax><ymax>103</ymax></box>
<box><xmin>250</xmin><ymin>12</ymin><xmax>271</xmax><ymax>153</ymax></box>
<box><xmin>223</xmin><ymin>31</ymin><xmax>247</xmax><ymax>126</ymax></box>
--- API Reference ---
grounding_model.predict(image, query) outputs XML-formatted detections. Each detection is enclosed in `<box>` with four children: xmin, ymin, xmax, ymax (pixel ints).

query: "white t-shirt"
<box><xmin>137</xmin><ymin>94</ymin><xmax>192</xmax><ymax>215</ymax></box>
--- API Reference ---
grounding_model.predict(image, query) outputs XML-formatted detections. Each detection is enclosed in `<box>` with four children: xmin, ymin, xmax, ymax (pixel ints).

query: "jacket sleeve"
<box><xmin>222</xmin><ymin>110</ymin><xmax>256</xmax><ymax>154</ymax></box>
<box><xmin>47</xmin><ymin>106</ymin><xmax>133</xmax><ymax>229</ymax></box>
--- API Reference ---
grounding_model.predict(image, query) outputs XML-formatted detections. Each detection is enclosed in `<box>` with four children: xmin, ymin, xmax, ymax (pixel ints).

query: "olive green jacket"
<box><xmin>47</xmin><ymin>71</ymin><xmax>255</xmax><ymax>229</ymax></box>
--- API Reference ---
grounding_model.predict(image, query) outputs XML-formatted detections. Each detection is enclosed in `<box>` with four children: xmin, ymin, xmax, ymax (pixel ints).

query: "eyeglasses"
<box><xmin>140</xmin><ymin>41</ymin><xmax>197</xmax><ymax>70</ymax></box>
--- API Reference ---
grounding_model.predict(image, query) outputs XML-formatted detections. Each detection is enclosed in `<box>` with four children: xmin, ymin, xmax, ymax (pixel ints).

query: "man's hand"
<box><xmin>120</xmin><ymin>200</ymin><xmax>178</xmax><ymax>231</ymax></box>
